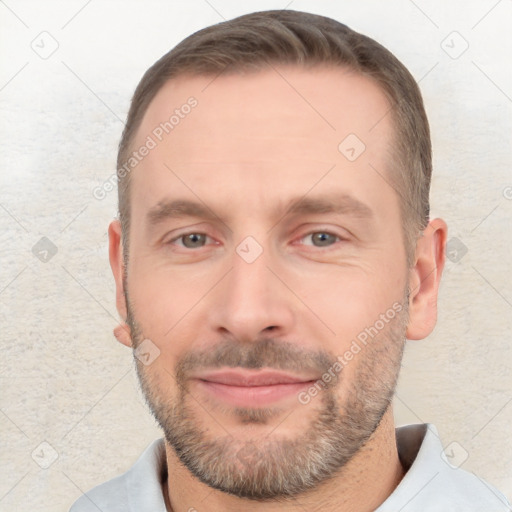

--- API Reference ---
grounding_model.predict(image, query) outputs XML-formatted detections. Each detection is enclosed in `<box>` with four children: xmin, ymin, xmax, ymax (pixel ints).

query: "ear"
<box><xmin>108</xmin><ymin>219</ymin><xmax>132</xmax><ymax>348</ymax></box>
<box><xmin>406</xmin><ymin>218</ymin><xmax>448</xmax><ymax>340</ymax></box>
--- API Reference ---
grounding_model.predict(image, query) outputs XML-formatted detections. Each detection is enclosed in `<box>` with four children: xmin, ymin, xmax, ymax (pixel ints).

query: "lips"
<box><xmin>197</xmin><ymin>369</ymin><xmax>315</xmax><ymax>386</ymax></box>
<box><xmin>192</xmin><ymin>369</ymin><xmax>316</xmax><ymax>407</ymax></box>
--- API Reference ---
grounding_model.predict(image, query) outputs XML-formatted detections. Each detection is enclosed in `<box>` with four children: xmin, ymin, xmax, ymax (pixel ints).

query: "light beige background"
<box><xmin>1</xmin><ymin>0</ymin><xmax>511</xmax><ymax>510</ymax></box>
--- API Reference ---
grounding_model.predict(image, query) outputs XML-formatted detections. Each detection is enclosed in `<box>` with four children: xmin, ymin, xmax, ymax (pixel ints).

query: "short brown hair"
<box><xmin>117</xmin><ymin>9</ymin><xmax>431</xmax><ymax>266</ymax></box>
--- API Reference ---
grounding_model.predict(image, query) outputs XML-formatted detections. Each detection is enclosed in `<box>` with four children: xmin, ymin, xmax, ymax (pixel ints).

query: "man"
<box><xmin>71</xmin><ymin>9</ymin><xmax>511</xmax><ymax>512</ymax></box>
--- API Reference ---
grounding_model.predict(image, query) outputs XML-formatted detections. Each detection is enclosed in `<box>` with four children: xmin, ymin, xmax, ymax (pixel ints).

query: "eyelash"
<box><xmin>169</xmin><ymin>233</ymin><xmax>215</xmax><ymax>248</ymax></box>
<box><xmin>167</xmin><ymin>230</ymin><xmax>345</xmax><ymax>249</ymax></box>
<box><xmin>299</xmin><ymin>232</ymin><xmax>343</xmax><ymax>247</ymax></box>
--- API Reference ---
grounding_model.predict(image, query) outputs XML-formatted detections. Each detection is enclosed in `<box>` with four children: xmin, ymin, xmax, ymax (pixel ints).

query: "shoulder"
<box><xmin>69</xmin><ymin>439</ymin><xmax>167</xmax><ymax>512</ymax></box>
<box><xmin>69</xmin><ymin>472</ymin><xmax>130</xmax><ymax>512</ymax></box>
<box><xmin>378</xmin><ymin>424</ymin><xmax>511</xmax><ymax>512</ymax></box>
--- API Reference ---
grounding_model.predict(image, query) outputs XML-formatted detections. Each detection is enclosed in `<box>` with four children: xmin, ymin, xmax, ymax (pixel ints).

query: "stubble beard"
<box><xmin>126</xmin><ymin>293</ymin><xmax>409</xmax><ymax>500</ymax></box>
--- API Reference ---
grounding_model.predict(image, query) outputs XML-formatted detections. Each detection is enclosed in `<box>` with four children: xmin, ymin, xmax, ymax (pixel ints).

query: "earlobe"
<box><xmin>108</xmin><ymin>219</ymin><xmax>132</xmax><ymax>347</ymax></box>
<box><xmin>114</xmin><ymin>322</ymin><xmax>133</xmax><ymax>348</ymax></box>
<box><xmin>406</xmin><ymin>218</ymin><xmax>448</xmax><ymax>340</ymax></box>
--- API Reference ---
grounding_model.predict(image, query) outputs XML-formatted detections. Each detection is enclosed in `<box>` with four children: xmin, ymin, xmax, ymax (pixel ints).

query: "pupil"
<box><xmin>313</xmin><ymin>233</ymin><xmax>334</xmax><ymax>246</ymax></box>
<box><xmin>184</xmin><ymin>234</ymin><xmax>204</xmax><ymax>247</ymax></box>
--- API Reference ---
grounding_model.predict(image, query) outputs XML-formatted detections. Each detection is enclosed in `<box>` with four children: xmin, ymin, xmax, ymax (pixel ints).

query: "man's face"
<box><xmin>123</xmin><ymin>66</ymin><xmax>411</xmax><ymax>498</ymax></box>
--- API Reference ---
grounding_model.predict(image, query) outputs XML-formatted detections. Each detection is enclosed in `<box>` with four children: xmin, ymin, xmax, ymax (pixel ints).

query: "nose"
<box><xmin>208</xmin><ymin>244</ymin><xmax>295</xmax><ymax>343</ymax></box>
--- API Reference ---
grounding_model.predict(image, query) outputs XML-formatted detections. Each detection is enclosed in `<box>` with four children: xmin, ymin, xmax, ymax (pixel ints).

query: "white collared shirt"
<box><xmin>70</xmin><ymin>424</ymin><xmax>511</xmax><ymax>511</ymax></box>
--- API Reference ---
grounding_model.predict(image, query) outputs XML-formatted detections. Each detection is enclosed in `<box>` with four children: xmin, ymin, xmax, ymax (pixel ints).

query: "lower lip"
<box><xmin>195</xmin><ymin>380</ymin><xmax>312</xmax><ymax>407</ymax></box>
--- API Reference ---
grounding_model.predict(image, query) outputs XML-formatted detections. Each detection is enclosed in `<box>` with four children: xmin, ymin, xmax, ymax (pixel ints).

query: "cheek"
<box><xmin>127</xmin><ymin>258</ymin><xmax>208</xmax><ymax>328</ymax></box>
<box><xmin>136</xmin><ymin>358</ymin><xmax>182</xmax><ymax>410</ymax></box>
<box><xmin>291</xmin><ymin>261</ymin><xmax>406</xmax><ymax>342</ymax></box>
<box><xmin>126</xmin><ymin>262</ymin><xmax>221</xmax><ymax>354</ymax></box>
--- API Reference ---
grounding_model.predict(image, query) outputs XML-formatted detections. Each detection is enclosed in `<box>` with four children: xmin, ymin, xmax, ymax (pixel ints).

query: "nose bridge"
<box><xmin>210</xmin><ymin>239</ymin><xmax>293</xmax><ymax>340</ymax></box>
<box><xmin>231</xmin><ymin>246</ymin><xmax>269</xmax><ymax>300</ymax></box>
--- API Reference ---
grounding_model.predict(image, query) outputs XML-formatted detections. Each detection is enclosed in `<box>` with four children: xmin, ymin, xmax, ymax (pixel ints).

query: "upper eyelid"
<box><xmin>162</xmin><ymin>224</ymin><xmax>216</xmax><ymax>243</ymax></box>
<box><xmin>301</xmin><ymin>231</ymin><xmax>340</xmax><ymax>239</ymax></box>
<box><xmin>296</xmin><ymin>227</ymin><xmax>348</xmax><ymax>241</ymax></box>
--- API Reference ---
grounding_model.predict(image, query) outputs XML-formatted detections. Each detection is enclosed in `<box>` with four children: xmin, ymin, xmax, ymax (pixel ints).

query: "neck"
<box><xmin>164</xmin><ymin>409</ymin><xmax>404</xmax><ymax>512</ymax></box>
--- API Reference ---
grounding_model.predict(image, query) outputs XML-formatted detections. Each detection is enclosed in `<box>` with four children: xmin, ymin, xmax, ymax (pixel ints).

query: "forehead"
<box><xmin>130</xmin><ymin>65</ymin><xmax>396</xmax><ymax>220</ymax></box>
<box><xmin>135</xmin><ymin>64</ymin><xmax>393</xmax><ymax>157</ymax></box>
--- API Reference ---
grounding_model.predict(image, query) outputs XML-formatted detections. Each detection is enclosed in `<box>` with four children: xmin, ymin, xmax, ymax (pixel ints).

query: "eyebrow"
<box><xmin>145</xmin><ymin>193</ymin><xmax>374</xmax><ymax>231</ymax></box>
<box><xmin>146</xmin><ymin>199</ymin><xmax>219</xmax><ymax>228</ymax></box>
<box><xmin>284</xmin><ymin>194</ymin><xmax>374</xmax><ymax>220</ymax></box>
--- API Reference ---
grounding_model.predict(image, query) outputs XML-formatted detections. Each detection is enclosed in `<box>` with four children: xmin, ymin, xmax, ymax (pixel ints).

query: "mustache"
<box><xmin>175</xmin><ymin>338</ymin><xmax>337</xmax><ymax>381</ymax></box>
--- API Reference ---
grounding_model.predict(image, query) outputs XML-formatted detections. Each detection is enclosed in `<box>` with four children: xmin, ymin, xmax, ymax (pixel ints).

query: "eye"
<box><xmin>171</xmin><ymin>233</ymin><xmax>211</xmax><ymax>249</ymax></box>
<box><xmin>301</xmin><ymin>232</ymin><xmax>341</xmax><ymax>247</ymax></box>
